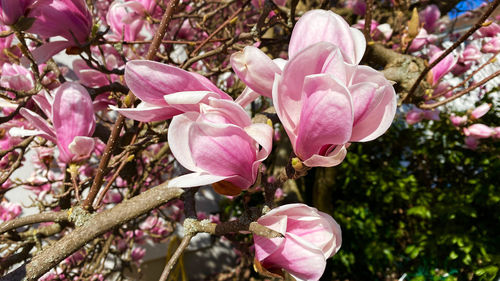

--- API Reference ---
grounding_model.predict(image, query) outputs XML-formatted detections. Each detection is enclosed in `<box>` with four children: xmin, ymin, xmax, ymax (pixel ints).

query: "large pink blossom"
<box><xmin>112</xmin><ymin>60</ymin><xmax>232</xmax><ymax>122</ymax></box>
<box><xmin>0</xmin><ymin>0</ymin><xmax>35</xmax><ymax>25</ymax></box>
<box><xmin>274</xmin><ymin>42</ymin><xmax>395</xmax><ymax>167</ymax></box>
<box><xmin>254</xmin><ymin>203</ymin><xmax>341</xmax><ymax>281</ymax></box>
<box><xmin>13</xmin><ymin>82</ymin><xmax>96</xmax><ymax>164</ymax></box>
<box><xmin>231</xmin><ymin>10</ymin><xmax>395</xmax><ymax>167</ymax></box>
<box><xmin>26</xmin><ymin>0</ymin><xmax>92</xmax><ymax>64</ymax></box>
<box><xmin>230</xmin><ymin>9</ymin><xmax>366</xmax><ymax>99</ymax></box>
<box><xmin>106</xmin><ymin>1</ymin><xmax>147</xmax><ymax>41</ymax></box>
<box><xmin>167</xmin><ymin>98</ymin><xmax>273</xmax><ymax>194</ymax></box>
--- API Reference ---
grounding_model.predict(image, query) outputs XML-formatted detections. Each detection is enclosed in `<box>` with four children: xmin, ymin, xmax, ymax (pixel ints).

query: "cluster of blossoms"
<box><xmin>389</xmin><ymin>4</ymin><xmax>499</xmax><ymax>149</ymax></box>
<box><xmin>1</xmin><ymin>0</ymin><xmax>495</xmax><ymax>280</ymax></box>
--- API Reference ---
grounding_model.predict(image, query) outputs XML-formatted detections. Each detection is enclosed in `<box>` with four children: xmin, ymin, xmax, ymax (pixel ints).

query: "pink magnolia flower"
<box><xmin>106</xmin><ymin>1</ymin><xmax>147</xmax><ymax>41</ymax></box>
<box><xmin>131</xmin><ymin>247</ymin><xmax>146</xmax><ymax>262</ymax></box>
<box><xmin>450</xmin><ymin>114</ymin><xmax>467</xmax><ymax>126</ymax></box>
<box><xmin>254</xmin><ymin>203</ymin><xmax>341</xmax><ymax>281</ymax></box>
<box><xmin>419</xmin><ymin>4</ymin><xmax>440</xmax><ymax>33</ymax></box>
<box><xmin>0</xmin><ymin>63</ymin><xmax>34</xmax><ymax>92</ymax></box>
<box><xmin>13</xmin><ymin>82</ymin><xmax>96</xmax><ymax>164</ymax></box>
<box><xmin>274</xmin><ymin>43</ymin><xmax>396</xmax><ymax>167</ymax></box>
<box><xmin>231</xmin><ymin>9</ymin><xmax>365</xmax><ymax>101</ymax></box>
<box><xmin>0</xmin><ymin>0</ymin><xmax>35</xmax><ymax>25</ymax></box>
<box><xmin>353</xmin><ymin>20</ymin><xmax>392</xmax><ymax>42</ymax></box>
<box><xmin>407</xmin><ymin>29</ymin><xmax>431</xmax><ymax>53</ymax></box>
<box><xmin>26</xmin><ymin>0</ymin><xmax>92</xmax><ymax>63</ymax></box>
<box><xmin>475</xmin><ymin>22</ymin><xmax>500</xmax><ymax>38</ymax></box>
<box><xmin>0</xmin><ymin>201</ymin><xmax>22</xmax><ymax>222</ymax></box>
<box><xmin>167</xmin><ymin>98</ymin><xmax>273</xmax><ymax>195</ymax></box>
<box><xmin>461</xmin><ymin>44</ymin><xmax>481</xmax><ymax>62</ymax></box>
<box><xmin>481</xmin><ymin>36</ymin><xmax>500</xmax><ymax>53</ymax></box>
<box><xmin>406</xmin><ymin>107</ymin><xmax>439</xmax><ymax>125</ymax></box>
<box><xmin>428</xmin><ymin>48</ymin><xmax>457</xmax><ymax>85</ymax></box>
<box><xmin>470</xmin><ymin>103</ymin><xmax>491</xmax><ymax>119</ymax></box>
<box><xmin>232</xmin><ymin>10</ymin><xmax>395</xmax><ymax>167</ymax></box>
<box><xmin>113</xmin><ymin>60</ymin><xmax>232</xmax><ymax>122</ymax></box>
<box><xmin>463</xmin><ymin>124</ymin><xmax>495</xmax><ymax>139</ymax></box>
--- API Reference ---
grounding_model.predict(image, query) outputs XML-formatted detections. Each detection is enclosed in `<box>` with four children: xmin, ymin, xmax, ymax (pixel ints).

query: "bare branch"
<box><xmin>20</xmin><ymin>182</ymin><xmax>184</xmax><ymax>280</ymax></box>
<box><xmin>0</xmin><ymin>211</ymin><xmax>68</xmax><ymax>234</ymax></box>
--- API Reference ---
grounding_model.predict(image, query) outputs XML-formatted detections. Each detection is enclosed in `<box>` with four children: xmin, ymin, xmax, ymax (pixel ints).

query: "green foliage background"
<box><xmin>296</xmin><ymin>111</ymin><xmax>500</xmax><ymax>281</ymax></box>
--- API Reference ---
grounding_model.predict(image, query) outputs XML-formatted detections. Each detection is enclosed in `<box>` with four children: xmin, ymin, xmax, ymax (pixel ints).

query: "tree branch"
<box><xmin>18</xmin><ymin>182</ymin><xmax>184</xmax><ymax>280</ymax></box>
<box><xmin>0</xmin><ymin>211</ymin><xmax>68</xmax><ymax>234</ymax></box>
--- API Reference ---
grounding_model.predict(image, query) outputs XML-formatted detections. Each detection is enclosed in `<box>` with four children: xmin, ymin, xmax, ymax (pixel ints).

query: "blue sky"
<box><xmin>448</xmin><ymin>0</ymin><xmax>488</xmax><ymax>18</ymax></box>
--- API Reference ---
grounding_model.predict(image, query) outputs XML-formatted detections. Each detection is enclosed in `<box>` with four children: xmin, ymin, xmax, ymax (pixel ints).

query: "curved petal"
<box><xmin>230</xmin><ymin>46</ymin><xmax>282</xmax><ymax>97</ymax></box>
<box><xmin>235</xmin><ymin>87</ymin><xmax>261</xmax><ymax>108</ymax></box>
<box><xmin>18</xmin><ymin>108</ymin><xmax>57</xmax><ymax>143</ymax></box>
<box><xmin>27</xmin><ymin>41</ymin><xmax>71</xmax><ymax>65</ymax></box>
<box><xmin>68</xmin><ymin>136</ymin><xmax>95</xmax><ymax>157</ymax></box>
<box><xmin>274</xmin><ymin>42</ymin><xmax>340</xmax><ymax>134</ymax></box>
<box><xmin>317</xmin><ymin>211</ymin><xmax>342</xmax><ymax>258</ymax></box>
<box><xmin>204</xmin><ymin>98</ymin><xmax>252</xmax><ymax>128</ymax></box>
<box><xmin>263</xmin><ymin>233</ymin><xmax>326</xmax><ymax>281</ymax></box>
<box><xmin>125</xmin><ymin>60</ymin><xmax>229</xmax><ymax>106</ymax></box>
<box><xmin>167</xmin><ymin>172</ymin><xmax>228</xmax><ymax>188</ymax></box>
<box><xmin>168</xmin><ymin>112</ymin><xmax>202</xmax><ymax>172</ymax></box>
<box><xmin>188</xmin><ymin>122</ymin><xmax>256</xmax><ymax>188</ymax></box>
<box><xmin>164</xmin><ymin>91</ymin><xmax>224</xmax><ymax>113</ymax></box>
<box><xmin>302</xmin><ymin>145</ymin><xmax>347</xmax><ymax>167</ymax></box>
<box><xmin>289</xmin><ymin>9</ymin><xmax>365</xmax><ymax>64</ymax></box>
<box><xmin>254</xmin><ymin>215</ymin><xmax>288</xmax><ymax>261</ymax></box>
<box><xmin>111</xmin><ymin>102</ymin><xmax>183</xmax><ymax>122</ymax></box>
<box><xmin>294</xmin><ymin>74</ymin><xmax>353</xmax><ymax>161</ymax></box>
<box><xmin>245</xmin><ymin>123</ymin><xmax>273</xmax><ymax>162</ymax></box>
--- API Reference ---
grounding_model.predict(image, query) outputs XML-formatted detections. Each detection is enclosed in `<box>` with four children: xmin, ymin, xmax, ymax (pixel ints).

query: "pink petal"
<box><xmin>254</xmin><ymin>215</ymin><xmax>288</xmax><ymax>261</ymax></box>
<box><xmin>203</xmin><ymin>98</ymin><xmax>252</xmax><ymax>128</ymax></box>
<box><xmin>52</xmin><ymin>82</ymin><xmax>95</xmax><ymax>160</ymax></box>
<box><xmin>19</xmin><ymin>108</ymin><xmax>57</xmax><ymax>143</ymax></box>
<box><xmin>167</xmin><ymin>172</ymin><xmax>228</xmax><ymax>188</ymax></box>
<box><xmin>274</xmin><ymin>42</ymin><xmax>340</xmax><ymax>134</ymax></box>
<box><xmin>289</xmin><ymin>10</ymin><xmax>365</xmax><ymax>64</ymax></box>
<box><xmin>111</xmin><ymin>103</ymin><xmax>183</xmax><ymax>122</ymax></box>
<box><xmin>188</xmin><ymin>122</ymin><xmax>257</xmax><ymax>189</ymax></box>
<box><xmin>68</xmin><ymin>136</ymin><xmax>95</xmax><ymax>157</ymax></box>
<box><xmin>349</xmin><ymin>66</ymin><xmax>397</xmax><ymax>142</ymax></box>
<box><xmin>294</xmin><ymin>74</ymin><xmax>353</xmax><ymax>161</ymax></box>
<box><xmin>263</xmin><ymin>233</ymin><xmax>326</xmax><ymax>281</ymax></box>
<box><xmin>28</xmin><ymin>41</ymin><xmax>71</xmax><ymax>65</ymax></box>
<box><xmin>235</xmin><ymin>87</ymin><xmax>260</xmax><ymax>108</ymax></box>
<box><xmin>164</xmin><ymin>91</ymin><xmax>228</xmax><ymax>113</ymax></box>
<box><xmin>125</xmin><ymin>60</ymin><xmax>229</xmax><ymax>106</ymax></box>
<box><xmin>302</xmin><ymin>145</ymin><xmax>347</xmax><ymax>167</ymax></box>
<box><xmin>168</xmin><ymin>112</ymin><xmax>201</xmax><ymax>172</ymax></box>
<box><xmin>230</xmin><ymin>46</ymin><xmax>282</xmax><ymax>97</ymax></box>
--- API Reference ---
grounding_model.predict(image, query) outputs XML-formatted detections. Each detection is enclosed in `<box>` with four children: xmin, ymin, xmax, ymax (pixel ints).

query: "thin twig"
<box><xmin>0</xmin><ymin>210</ymin><xmax>68</xmax><ymax>234</ymax></box>
<box><xmin>364</xmin><ymin>0</ymin><xmax>374</xmax><ymax>40</ymax></box>
<box><xmin>191</xmin><ymin>2</ymin><xmax>248</xmax><ymax>56</ymax></box>
<box><xmin>158</xmin><ymin>234</ymin><xmax>193</xmax><ymax>281</ymax></box>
